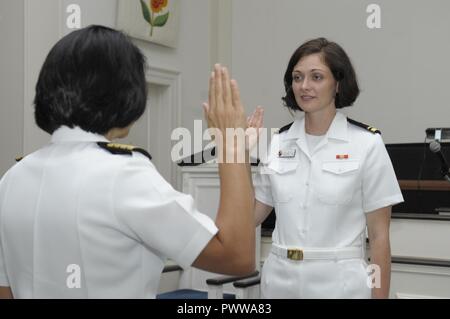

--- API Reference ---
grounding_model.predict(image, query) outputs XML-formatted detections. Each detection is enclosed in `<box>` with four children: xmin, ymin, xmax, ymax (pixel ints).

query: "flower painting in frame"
<box><xmin>117</xmin><ymin>0</ymin><xmax>180</xmax><ymax>48</ymax></box>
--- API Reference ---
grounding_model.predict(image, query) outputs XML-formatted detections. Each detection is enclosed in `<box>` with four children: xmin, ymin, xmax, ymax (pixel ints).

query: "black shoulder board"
<box><xmin>347</xmin><ymin>118</ymin><xmax>381</xmax><ymax>134</ymax></box>
<box><xmin>277</xmin><ymin>122</ymin><xmax>294</xmax><ymax>134</ymax></box>
<box><xmin>15</xmin><ymin>156</ymin><xmax>24</xmax><ymax>162</ymax></box>
<box><xmin>97</xmin><ymin>142</ymin><xmax>152</xmax><ymax>160</ymax></box>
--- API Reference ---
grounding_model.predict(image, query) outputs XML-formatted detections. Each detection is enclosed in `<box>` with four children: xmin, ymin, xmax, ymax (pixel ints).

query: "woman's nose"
<box><xmin>301</xmin><ymin>77</ymin><xmax>311</xmax><ymax>90</ymax></box>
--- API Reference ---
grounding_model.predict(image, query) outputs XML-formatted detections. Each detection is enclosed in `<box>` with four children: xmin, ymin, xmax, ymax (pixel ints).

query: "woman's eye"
<box><xmin>313</xmin><ymin>74</ymin><xmax>323</xmax><ymax>80</ymax></box>
<box><xmin>293</xmin><ymin>74</ymin><xmax>303</xmax><ymax>82</ymax></box>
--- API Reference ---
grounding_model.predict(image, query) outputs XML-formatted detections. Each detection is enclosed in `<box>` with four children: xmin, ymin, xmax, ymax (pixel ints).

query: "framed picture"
<box><xmin>117</xmin><ymin>0</ymin><xmax>180</xmax><ymax>48</ymax></box>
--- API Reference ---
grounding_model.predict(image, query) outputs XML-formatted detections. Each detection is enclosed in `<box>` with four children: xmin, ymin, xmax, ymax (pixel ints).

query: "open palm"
<box><xmin>246</xmin><ymin>106</ymin><xmax>264</xmax><ymax>152</ymax></box>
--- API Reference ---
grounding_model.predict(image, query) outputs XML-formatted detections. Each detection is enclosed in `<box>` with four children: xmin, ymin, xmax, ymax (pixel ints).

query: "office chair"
<box><xmin>157</xmin><ymin>264</ymin><xmax>259</xmax><ymax>299</ymax></box>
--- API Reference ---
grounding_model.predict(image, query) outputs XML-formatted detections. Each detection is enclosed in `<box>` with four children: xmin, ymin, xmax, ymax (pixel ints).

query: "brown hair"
<box><xmin>282</xmin><ymin>37</ymin><xmax>359</xmax><ymax>111</ymax></box>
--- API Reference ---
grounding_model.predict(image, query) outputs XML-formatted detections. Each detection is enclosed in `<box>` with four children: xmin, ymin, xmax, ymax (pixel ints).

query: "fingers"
<box><xmin>254</xmin><ymin>106</ymin><xmax>264</xmax><ymax>128</ymax></box>
<box><xmin>203</xmin><ymin>102</ymin><xmax>210</xmax><ymax>123</ymax></box>
<box><xmin>248</xmin><ymin>106</ymin><xmax>264</xmax><ymax>128</ymax></box>
<box><xmin>207</xmin><ymin>64</ymin><xmax>247</xmax><ymax>133</ymax></box>
<box><xmin>231</xmin><ymin>79</ymin><xmax>243</xmax><ymax>111</ymax></box>
<box><xmin>208</xmin><ymin>71</ymin><xmax>216</xmax><ymax>114</ymax></box>
<box><xmin>248</xmin><ymin>111</ymin><xmax>255</xmax><ymax>127</ymax></box>
<box><xmin>210</xmin><ymin>64</ymin><xmax>239</xmax><ymax>111</ymax></box>
<box><xmin>203</xmin><ymin>102</ymin><xmax>213</xmax><ymax>130</ymax></box>
<box><xmin>214</xmin><ymin>64</ymin><xmax>223</xmax><ymax>110</ymax></box>
<box><xmin>222</xmin><ymin>67</ymin><xmax>232</xmax><ymax>108</ymax></box>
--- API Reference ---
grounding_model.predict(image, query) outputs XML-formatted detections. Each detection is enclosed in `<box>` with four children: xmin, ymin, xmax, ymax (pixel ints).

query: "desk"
<box><xmin>398</xmin><ymin>180</ymin><xmax>450</xmax><ymax>191</ymax></box>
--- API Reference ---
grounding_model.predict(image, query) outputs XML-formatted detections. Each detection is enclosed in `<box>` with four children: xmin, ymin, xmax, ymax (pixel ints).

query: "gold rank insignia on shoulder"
<box><xmin>347</xmin><ymin>118</ymin><xmax>381</xmax><ymax>135</ymax></box>
<box><xmin>97</xmin><ymin>142</ymin><xmax>152</xmax><ymax>160</ymax></box>
<box><xmin>15</xmin><ymin>156</ymin><xmax>24</xmax><ymax>162</ymax></box>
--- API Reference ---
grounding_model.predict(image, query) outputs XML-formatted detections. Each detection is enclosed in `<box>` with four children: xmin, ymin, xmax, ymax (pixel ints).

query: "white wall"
<box><xmin>3</xmin><ymin>0</ymin><xmax>450</xmax><ymax>176</ymax></box>
<box><xmin>22</xmin><ymin>0</ymin><xmax>125</xmax><ymax>155</ymax></box>
<box><xmin>0</xmin><ymin>0</ymin><xmax>215</xmax><ymax>178</ymax></box>
<box><xmin>230</xmin><ymin>0</ymin><xmax>450</xmax><ymax>143</ymax></box>
<box><xmin>126</xmin><ymin>0</ymin><xmax>212</xmax><ymax>136</ymax></box>
<box><xmin>47</xmin><ymin>0</ymin><xmax>214</xmax><ymax>149</ymax></box>
<box><xmin>63</xmin><ymin>0</ymin><xmax>214</xmax><ymax>143</ymax></box>
<box><xmin>0</xmin><ymin>0</ymin><xmax>24</xmax><ymax>175</ymax></box>
<box><xmin>61</xmin><ymin>0</ymin><xmax>117</xmax><ymax>35</ymax></box>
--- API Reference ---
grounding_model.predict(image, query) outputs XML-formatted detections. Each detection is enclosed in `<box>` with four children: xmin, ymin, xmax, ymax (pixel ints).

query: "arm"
<box><xmin>366</xmin><ymin>206</ymin><xmax>392</xmax><ymax>299</ymax></box>
<box><xmin>0</xmin><ymin>286</ymin><xmax>13</xmax><ymax>299</ymax></box>
<box><xmin>254</xmin><ymin>200</ymin><xmax>273</xmax><ymax>227</ymax></box>
<box><xmin>192</xmin><ymin>65</ymin><xmax>255</xmax><ymax>276</ymax></box>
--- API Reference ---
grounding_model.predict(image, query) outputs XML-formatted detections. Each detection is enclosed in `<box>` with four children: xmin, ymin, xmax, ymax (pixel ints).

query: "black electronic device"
<box><xmin>425</xmin><ymin>128</ymin><xmax>450</xmax><ymax>141</ymax></box>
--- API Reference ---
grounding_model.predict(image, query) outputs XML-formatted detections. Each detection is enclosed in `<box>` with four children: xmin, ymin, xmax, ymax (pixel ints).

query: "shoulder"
<box><xmin>99</xmin><ymin>143</ymin><xmax>168</xmax><ymax>189</ymax></box>
<box><xmin>276</xmin><ymin>122</ymin><xmax>294</xmax><ymax>135</ymax></box>
<box><xmin>347</xmin><ymin>118</ymin><xmax>381</xmax><ymax>135</ymax></box>
<box><xmin>97</xmin><ymin>142</ymin><xmax>152</xmax><ymax>161</ymax></box>
<box><xmin>346</xmin><ymin>118</ymin><xmax>386</xmax><ymax>154</ymax></box>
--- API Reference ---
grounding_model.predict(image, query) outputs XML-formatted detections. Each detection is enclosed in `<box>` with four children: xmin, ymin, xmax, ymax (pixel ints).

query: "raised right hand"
<box><xmin>203</xmin><ymin>64</ymin><xmax>247</xmax><ymax>136</ymax></box>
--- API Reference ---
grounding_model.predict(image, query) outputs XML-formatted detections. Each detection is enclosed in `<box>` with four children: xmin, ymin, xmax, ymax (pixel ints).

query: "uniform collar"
<box><xmin>282</xmin><ymin>111</ymin><xmax>349</xmax><ymax>159</ymax></box>
<box><xmin>284</xmin><ymin>111</ymin><xmax>349</xmax><ymax>142</ymax></box>
<box><xmin>326</xmin><ymin>111</ymin><xmax>349</xmax><ymax>142</ymax></box>
<box><xmin>51</xmin><ymin>126</ymin><xmax>110</xmax><ymax>143</ymax></box>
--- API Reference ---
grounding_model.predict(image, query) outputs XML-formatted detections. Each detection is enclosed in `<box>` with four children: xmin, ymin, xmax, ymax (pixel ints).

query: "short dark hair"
<box><xmin>34</xmin><ymin>25</ymin><xmax>147</xmax><ymax>134</ymax></box>
<box><xmin>282</xmin><ymin>37</ymin><xmax>359</xmax><ymax>111</ymax></box>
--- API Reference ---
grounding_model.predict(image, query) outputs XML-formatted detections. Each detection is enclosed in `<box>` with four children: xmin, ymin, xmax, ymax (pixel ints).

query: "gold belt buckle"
<box><xmin>287</xmin><ymin>249</ymin><xmax>303</xmax><ymax>261</ymax></box>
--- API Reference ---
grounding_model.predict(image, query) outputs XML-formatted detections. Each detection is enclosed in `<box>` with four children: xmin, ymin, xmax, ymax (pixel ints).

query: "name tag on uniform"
<box><xmin>278</xmin><ymin>149</ymin><xmax>296</xmax><ymax>158</ymax></box>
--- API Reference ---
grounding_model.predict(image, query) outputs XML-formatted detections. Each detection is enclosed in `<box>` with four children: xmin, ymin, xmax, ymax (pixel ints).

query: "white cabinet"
<box><xmin>390</xmin><ymin>216</ymin><xmax>450</xmax><ymax>298</ymax></box>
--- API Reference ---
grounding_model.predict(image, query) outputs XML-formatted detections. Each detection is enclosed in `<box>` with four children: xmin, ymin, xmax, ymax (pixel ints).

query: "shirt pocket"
<box><xmin>268</xmin><ymin>159</ymin><xmax>300</xmax><ymax>203</ymax></box>
<box><xmin>315</xmin><ymin>160</ymin><xmax>360</xmax><ymax>205</ymax></box>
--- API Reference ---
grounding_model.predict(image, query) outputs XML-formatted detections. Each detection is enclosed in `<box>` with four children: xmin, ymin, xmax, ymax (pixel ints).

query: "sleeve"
<box><xmin>361</xmin><ymin>134</ymin><xmax>404</xmax><ymax>213</ymax></box>
<box><xmin>254</xmin><ymin>133</ymin><xmax>280</xmax><ymax>207</ymax></box>
<box><xmin>0</xmin><ymin>245</ymin><xmax>8</xmax><ymax>287</ymax></box>
<box><xmin>0</xmin><ymin>173</ymin><xmax>10</xmax><ymax>286</ymax></box>
<box><xmin>253</xmin><ymin>166</ymin><xmax>274</xmax><ymax>207</ymax></box>
<box><xmin>0</xmin><ymin>243</ymin><xmax>8</xmax><ymax>286</ymax></box>
<box><xmin>112</xmin><ymin>157</ymin><xmax>218</xmax><ymax>269</ymax></box>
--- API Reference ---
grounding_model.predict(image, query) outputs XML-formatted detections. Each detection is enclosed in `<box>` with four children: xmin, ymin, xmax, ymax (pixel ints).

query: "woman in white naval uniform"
<box><xmin>0</xmin><ymin>26</ymin><xmax>256</xmax><ymax>298</ymax></box>
<box><xmin>253</xmin><ymin>38</ymin><xmax>404</xmax><ymax>298</ymax></box>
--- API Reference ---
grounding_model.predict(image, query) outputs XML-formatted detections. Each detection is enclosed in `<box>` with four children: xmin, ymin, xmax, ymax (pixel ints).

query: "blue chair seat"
<box><xmin>157</xmin><ymin>289</ymin><xmax>235</xmax><ymax>299</ymax></box>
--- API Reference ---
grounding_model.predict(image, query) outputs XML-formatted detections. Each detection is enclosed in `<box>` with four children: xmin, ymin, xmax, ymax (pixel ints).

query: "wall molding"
<box><xmin>146</xmin><ymin>65</ymin><xmax>182</xmax><ymax>190</ymax></box>
<box><xmin>392</xmin><ymin>262</ymin><xmax>450</xmax><ymax>276</ymax></box>
<box><xmin>209</xmin><ymin>0</ymin><xmax>232</xmax><ymax>71</ymax></box>
<box><xmin>23</xmin><ymin>0</ymin><xmax>62</xmax><ymax>153</ymax></box>
<box><xmin>395</xmin><ymin>292</ymin><xmax>446</xmax><ymax>299</ymax></box>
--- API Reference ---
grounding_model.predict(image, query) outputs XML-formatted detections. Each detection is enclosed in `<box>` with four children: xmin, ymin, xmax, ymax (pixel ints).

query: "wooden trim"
<box><xmin>392</xmin><ymin>213</ymin><xmax>450</xmax><ymax>221</ymax></box>
<box><xmin>398</xmin><ymin>180</ymin><xmax>450</xmax><ymax>191</ymax></box>
<box><xmin>392</xmin><ymin>256</ymin><xmax>450</xmax><ymax>268</ymax></box>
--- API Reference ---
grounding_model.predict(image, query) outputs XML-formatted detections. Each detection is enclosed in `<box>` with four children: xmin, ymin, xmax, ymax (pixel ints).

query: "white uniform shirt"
<box><xmin>254</xmin><ymin>112</ymin><xmax>404</xmax><ymax>298</ymax></box>
<box><xmin>0</xmin><ymin>126</ymin><xmax>218</xmax><ymax>298</ymax></box>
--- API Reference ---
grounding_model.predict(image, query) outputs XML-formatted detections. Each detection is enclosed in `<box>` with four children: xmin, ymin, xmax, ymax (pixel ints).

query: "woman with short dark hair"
<box><xmin>0</xmin><ymin>25</ymin><xmax>256</xmax><ymax>298</ymax></box>
<box><xmin>282</xmin><ymin>37</ymin><xmax>359</xmax><ymax>110</ymax></box>
<box><xmin>34</xmin><ymin>25</ymin><xmax>147</xmax><ymax>136</ymax></box>
<box><xmin>253</xmin><ymin>38</ymin><xmax>403</xmax><ymax>298</ymax></box>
